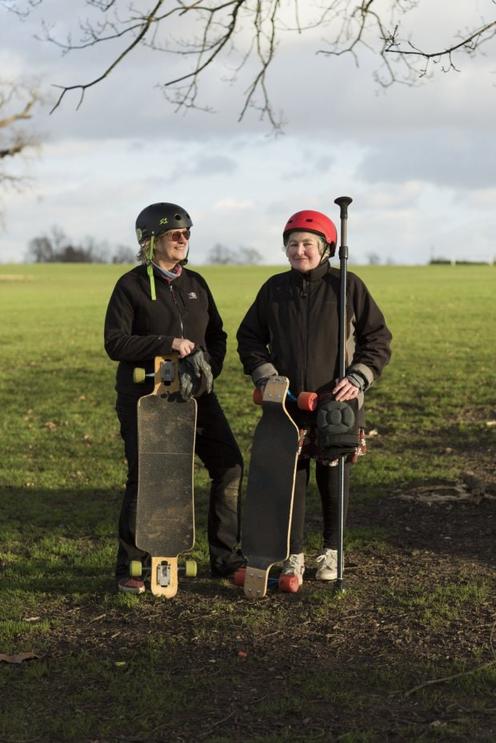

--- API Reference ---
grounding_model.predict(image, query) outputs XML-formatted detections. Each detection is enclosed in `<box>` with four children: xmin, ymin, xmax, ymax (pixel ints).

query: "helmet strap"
<box><xmin>180</xmin><ymin>245</ymin><xmax>190</xmax><ymax>266</ymax></box>
<box><xmin>319</xmin><ymin>240</ymin><xmax>331</xmax><ymax>264</ymax></box>
<box><xmin>146</xmin><ymin>235</ymin><xmax>157</xmax><ymax>301</ymax></box>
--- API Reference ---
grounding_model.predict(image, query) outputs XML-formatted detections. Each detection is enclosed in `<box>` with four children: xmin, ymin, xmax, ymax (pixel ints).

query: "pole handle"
<box><xmin>334</xmin><ymin>196</ymin><xmax>353</xmax><ymax>220</ymax></box>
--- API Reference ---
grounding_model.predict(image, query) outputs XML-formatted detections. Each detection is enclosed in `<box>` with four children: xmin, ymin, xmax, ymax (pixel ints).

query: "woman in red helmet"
<box><xmin>237</xmin><ymin>209</ymin><xmax>392</xmax><ymax>586</ymax></box>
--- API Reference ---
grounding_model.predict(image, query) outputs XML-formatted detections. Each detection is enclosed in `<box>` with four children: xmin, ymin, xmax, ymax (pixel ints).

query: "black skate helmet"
<box><xmin>135</xmin><ymin>202</ymin><xmax>193</xmax><ymax>301</ymax></box>
<box><xmin>135</xmin><ymin>202</ymin><xmax>192</xmax><ymax>243</ymax></box>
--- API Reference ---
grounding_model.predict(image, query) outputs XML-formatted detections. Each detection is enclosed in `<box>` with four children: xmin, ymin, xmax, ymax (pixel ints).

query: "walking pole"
<box><xmin>333</xmin><ymin>195</ymin><xmax>352</xmax><ymax>592</ymax></box>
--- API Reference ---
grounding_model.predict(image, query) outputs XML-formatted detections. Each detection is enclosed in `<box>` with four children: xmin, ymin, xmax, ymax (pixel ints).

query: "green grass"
<box><xmin>0</xmin><ymin>262</ymin><xmax>495</xmax><ymax>741</ymax></box>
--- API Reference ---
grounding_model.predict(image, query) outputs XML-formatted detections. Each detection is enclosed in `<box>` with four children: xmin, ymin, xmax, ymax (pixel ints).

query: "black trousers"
<box><xmin>115</xmin><ymin>390</ymin><xmax>243</xmax><ymax>578</ymax></box>
<box><xmin>290</xmin><ymin>458</ymin><xmax>350</xmax><ymax>554</ymax></box>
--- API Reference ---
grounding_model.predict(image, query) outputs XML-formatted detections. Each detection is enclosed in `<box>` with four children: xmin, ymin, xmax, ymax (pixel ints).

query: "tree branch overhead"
<box><xmin>4</xmin><ymin>1</ymin><xmax>495</xmax><ymax>125</ymax></box>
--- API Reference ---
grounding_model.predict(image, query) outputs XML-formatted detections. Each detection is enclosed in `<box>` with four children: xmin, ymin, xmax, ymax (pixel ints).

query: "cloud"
<box><xmin>213</xmin><ymin>199</ymin><xmax>255</xmax><ymax>211</ymax></box>
<box><xmin>185</xmin><ymin>155</ymin><xmax>238</xmax><ymax>177</ymax></box>
<box><xmin>358</xmin><ymin>131</ymin><xmax>496</xmax><ymax>189</ymax></box>
<box><xmin>2</xmin><ymin>0</ymin><xmax>496</xmax><ymax>266</ymax></box>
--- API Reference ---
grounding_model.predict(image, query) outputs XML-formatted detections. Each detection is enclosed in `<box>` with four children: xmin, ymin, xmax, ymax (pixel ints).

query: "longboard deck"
<box><xmin>241</xmin><ymin>377</ymin><xmax>300</xmax><ymax>598</ymax></box>
<box><xmin>135</xmin><ymin>355</ymin><xmax>197</xmax><ymax>597</ymax></box>
<box><xmin>136</xmin><ymin>393</ymin><xmax>196</xmax><ymax>556</ymax></box>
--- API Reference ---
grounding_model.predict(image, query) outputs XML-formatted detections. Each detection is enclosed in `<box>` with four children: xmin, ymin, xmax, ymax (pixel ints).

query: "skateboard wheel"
<box><xmin>232</xmin><ymin>567</ymin><xmax>246</xmax><ymax>586</ymax></box>
<box><xmin>129</xmin><ymin>560</ymin><xmax>142</xmax><ymax>578</ymax></box>
<box><xmin>278</xmin><ymin>574</ymin><xmax>301</xmax><ymax>593</ymax></box>
<box><xmin>297</xmin><ymin>391</ymin><xmax>318</xmax><ymax>412</ymax></box>
<box><xmin>133</xmin><ymin>367</ymin><xmax>146</xmax><ymax>384</ymax></box>
<box><xmin>252</xmin><ymin>387</ymin><xmax>263</xmax><ymax>405</ymax></box>
<box><xmin>184</xmin><ymin>559</ymin><xmax>197</xmax><ymax>578</ymax></box>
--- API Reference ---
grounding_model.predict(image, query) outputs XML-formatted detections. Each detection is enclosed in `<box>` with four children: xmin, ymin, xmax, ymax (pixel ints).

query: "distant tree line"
<box><xmin>24</xmin><ymin>229</ymin><xmax>266</xmax><ymax>265</ymax></box>
<box><xmin>429</xmin><ymin>258</ymin><xmax>494</xmax><ymax>265</ymax></box>
<box><xmin>207</xmin><ymin>243</ymin><xmax>263</xmax><ymax>265</ymax></box>
<box><xmin>25</xmin><ymin>226</ymin><xmax>136</xmax><ymax>264</ymax></box>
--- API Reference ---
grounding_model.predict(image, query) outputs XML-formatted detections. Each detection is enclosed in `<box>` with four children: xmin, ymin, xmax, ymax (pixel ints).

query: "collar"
<box><xmin>151</xmin><ymin>262</ymin><xmax>183</xmax><ymax>282</ymax></box>
<box><xmin>290</xmin><ymin>259</ymin><xmax>330</xmax><ymax>285</ymax></box>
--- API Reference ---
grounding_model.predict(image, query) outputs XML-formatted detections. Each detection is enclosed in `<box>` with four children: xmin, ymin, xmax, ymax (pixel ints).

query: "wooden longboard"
<box><xmin>135</xmin><ymin>355</ymin><xmax>197</xmax><ymax>597</ymax></box>
<box><xmin>241</xmin><ymin>377</ymin><xmax>300</xmax><ymax>599</ymax></box>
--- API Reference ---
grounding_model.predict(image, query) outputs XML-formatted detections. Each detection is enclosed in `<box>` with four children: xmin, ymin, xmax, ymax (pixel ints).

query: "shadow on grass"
<box><xmin>349</xmin><ymin>489</ymin><xmax>496</xmax><ymax>571</ymax></box>
<box><xmin>1</xmin><ymin>610</ymin><xmax>495</xmax><ymax>743</ymax></box>
<box><xmin>0</xmin><ymin>486</ymin><xmax>119</xmax><ymax>537</ymax></box>
<box><xmin>0</xmin><ymin>486</ymin><xmax>216</xmax><ymax>598</ymax></box>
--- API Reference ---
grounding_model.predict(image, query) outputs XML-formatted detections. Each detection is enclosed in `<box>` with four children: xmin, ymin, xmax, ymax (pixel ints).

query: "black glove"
<box><xmin>178</xmin><ymin>348</ymin><xmax>213</xmax><ymax>399</ymax></box>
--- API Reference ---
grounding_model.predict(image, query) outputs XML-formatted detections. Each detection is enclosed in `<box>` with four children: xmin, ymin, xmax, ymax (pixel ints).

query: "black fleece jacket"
<box><xmin>236</xmin><ymin>261</ymin><xmax>392</xmax><ymax>422</ymax></box>
<box><xmin>104</xmin><ymin>264</ymin><xmax>226</xmax><ymax>394</ymax></box>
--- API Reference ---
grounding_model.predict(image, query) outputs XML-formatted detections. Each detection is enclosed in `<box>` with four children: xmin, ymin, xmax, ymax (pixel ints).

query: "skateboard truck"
<box><xmin>130</xmin><ymin>556</ymin><xmax>197</xmax><ymax>588</ymax></box>
<box><xmin>157</xmin><ymin>561</ymin><xmax>172</xmax><ymax>587</ymax></box>
<box><xmin>132</xmin><ymin>362</ymin><xmax>175</xmax><ymax>386</ymax></box>
<box><xmin>160</xmin><ymin>360</ymin><xmax>175</xmax><ymax>386</ymax></box>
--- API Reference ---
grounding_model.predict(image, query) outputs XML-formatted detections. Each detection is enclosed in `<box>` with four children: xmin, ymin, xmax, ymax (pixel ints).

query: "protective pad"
<box><xmin>316</xmin><ymin>397</ymin><xmax>360</xmax><ymax>457</ymax></box>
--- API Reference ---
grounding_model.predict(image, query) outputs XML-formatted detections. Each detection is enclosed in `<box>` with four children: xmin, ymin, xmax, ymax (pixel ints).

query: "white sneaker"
<box><xmin>280</xmin><ymin>553</ymin><xmax>305</xmax><ymax>587</ymax></box>
<box><xmin>315</xmin><ymin>548</ymin><xmax>338</xmax><ymax>581</ymax></box>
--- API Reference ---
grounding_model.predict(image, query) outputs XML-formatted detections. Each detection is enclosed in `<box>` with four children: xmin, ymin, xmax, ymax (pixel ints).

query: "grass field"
<box><xmin>0</xmin><ymin>262</ymin><xmax>495</xmax><ymax>742</ymax></box>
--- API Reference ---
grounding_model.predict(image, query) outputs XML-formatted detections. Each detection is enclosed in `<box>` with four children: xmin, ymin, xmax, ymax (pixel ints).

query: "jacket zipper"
<box><xmin>169</xmin><ymin>283</ymin><xmax>184</xmax><ymax>338</ymax></box>
<box><xmin>304</xmin><ymin>281</ymin><xmax>310</xmax><ymax>390</ymax></box>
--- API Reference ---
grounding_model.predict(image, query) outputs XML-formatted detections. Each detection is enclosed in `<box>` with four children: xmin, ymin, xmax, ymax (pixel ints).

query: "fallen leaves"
<box><xmin>0</xmin><ymin>652</ymin><xmax>40</xmax><ymax>664</ymax></box>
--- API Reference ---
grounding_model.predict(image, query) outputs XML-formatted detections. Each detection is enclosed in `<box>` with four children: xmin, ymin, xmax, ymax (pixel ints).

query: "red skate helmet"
<box><xmin>283</xmin><ymin>210</ymin><xmax>337</xmax><ymax>256</ymax></box>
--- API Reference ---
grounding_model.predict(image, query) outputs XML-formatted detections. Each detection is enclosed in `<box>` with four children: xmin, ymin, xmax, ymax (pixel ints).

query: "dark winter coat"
<box><xmin>104</xmin><ymin>264</ymin><xmax>226</xmax><ymax>394</ymax></box>
<box><xmin>236</xmin><ymin>260</ymin><xmax>392</xmax><ymax>425</ymax></box>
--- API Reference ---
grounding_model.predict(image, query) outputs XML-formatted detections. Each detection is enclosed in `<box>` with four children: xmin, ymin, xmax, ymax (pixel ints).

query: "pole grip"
<box><xmin>334</xmin><ymin>196</ymin><xmax>352</xmax><ymax>259</ymax></box>
<box><xmin>334</xmin><ymin>196</ymin><xmax>353</xmax><ymax>217</ymax></box>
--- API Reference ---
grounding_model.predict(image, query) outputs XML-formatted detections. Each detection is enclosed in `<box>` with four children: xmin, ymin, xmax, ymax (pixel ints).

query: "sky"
<box><xmin>1</xmin><ymin>0</ymin><xmax>495</xmax><ymax>265</ymax></box>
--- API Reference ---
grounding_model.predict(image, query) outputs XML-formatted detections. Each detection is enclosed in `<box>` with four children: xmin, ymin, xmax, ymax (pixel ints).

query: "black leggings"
<box><xmin>290</xmin><ymin>458</ymin><xmax>350</xmax><ymax>554</ymax></box>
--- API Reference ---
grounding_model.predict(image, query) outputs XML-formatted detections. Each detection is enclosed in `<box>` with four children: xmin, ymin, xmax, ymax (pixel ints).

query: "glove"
<box><xmin>178</xmin><ymin>348</ymin><xmax>213</xmax><ymax>399</ymax></box>
<box><xmin>251</xmin><ymin>363</ymin><xmax>278</xmax><ymax>389</ymax></box>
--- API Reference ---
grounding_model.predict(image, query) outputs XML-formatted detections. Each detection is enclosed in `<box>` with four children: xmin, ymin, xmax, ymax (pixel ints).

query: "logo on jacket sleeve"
<box><xmin>187</xmin><ymin>292</ymin><xmax>198</xmax><ymax>300</ymax></box>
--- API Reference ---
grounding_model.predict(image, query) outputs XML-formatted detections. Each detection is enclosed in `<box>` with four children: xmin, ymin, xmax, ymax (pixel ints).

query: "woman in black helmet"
<box><xmin>237</xmin><ymin>209</ymin><xmax>392</xmax><ymax>589</ymax></box>
<box><xmin>105</xmin><ymin>202</ymin><xmax>244</xmax><ymax>593</ymax></box>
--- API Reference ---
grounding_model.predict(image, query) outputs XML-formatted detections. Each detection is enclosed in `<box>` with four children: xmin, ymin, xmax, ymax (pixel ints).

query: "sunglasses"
<box><xmin>165</xmin><ymin>229</ymin><xmax>191</xmax><ymax>241</ymax></box>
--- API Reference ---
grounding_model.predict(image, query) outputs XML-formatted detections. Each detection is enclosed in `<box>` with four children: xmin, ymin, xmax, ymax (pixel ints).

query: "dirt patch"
<box><xmin>24</xmin><ymin>486</ymin><xmax>495</xmax><ymax>741</ymax></box>
<box><xmin>0</xmin><ymin>274</ymin><xmax>33</xmax><ymax>281</ymax></box>
<box><xmin>3</xmin><ymin>459</ymin><xmax>495</xmax><ymax>741</ymax></box>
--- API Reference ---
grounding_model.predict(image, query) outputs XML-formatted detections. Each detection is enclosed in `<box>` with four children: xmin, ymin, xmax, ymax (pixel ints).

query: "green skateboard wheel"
<box><xmin>184</xmin><ymin>559</ymin><xmax>197</xmax><ymax>578</ymax></box>
<box><xmin>133</xmin><ymin>367</ymin><xmax>146</xmax><ymax>384</ymax></box>
<box><xmin>129</xmin><ymin>560</ymin><xmax>142</xmax><ymax>578</ymax></box>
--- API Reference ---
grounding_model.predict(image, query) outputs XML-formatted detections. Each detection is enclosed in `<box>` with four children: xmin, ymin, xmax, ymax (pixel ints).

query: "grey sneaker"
<box><xmin>280</xmin><ymin>553</ymin><xmax>305</xmax><ymax>587</ymax></box>
<box><xmin>315</xmin><ymin>548</ymin><xmax>338</xmax><ymax>581</ymax></box>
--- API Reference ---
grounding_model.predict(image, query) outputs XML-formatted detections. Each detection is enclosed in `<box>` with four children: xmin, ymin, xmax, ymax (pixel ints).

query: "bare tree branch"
<box><xmin>49</xmin><ymin>0</ymin><xmax>168</xmax><ymax>112</ymax></box>
<box><xmin>0</xmin><ymin>79</ymin><xmax>40</xmax><ymax>217</ymax></box>
<box><xmin>387</xmin><ymin>19</ymin><xmax>496</xmax><ymax>59</ymax></box>
<box><xmin>384</xmin><ymin>18</ymin><xmax>496</xmax><ymax>79</ymax></box>
<box><xmin>6</xmin><ymin>1</ymin><xmax>495</xmax><ymax>126</ymax></box>
<box><xmin>237</xmin><ymin>1</ymin><xmax>282</xmax><ymax>129</ymax></box>
<box><xmin>0</xmin><ymin>96</ymin><xmax>36</xmax><ymax>130</ymax></box>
